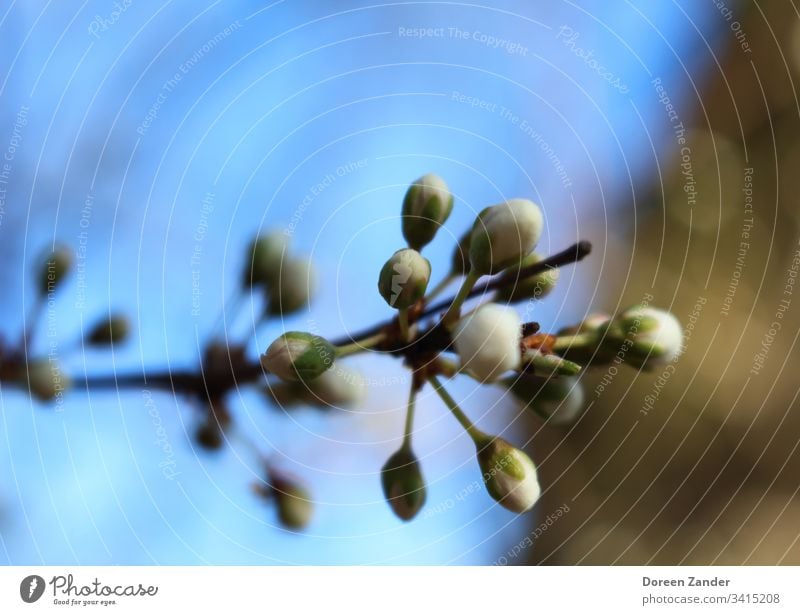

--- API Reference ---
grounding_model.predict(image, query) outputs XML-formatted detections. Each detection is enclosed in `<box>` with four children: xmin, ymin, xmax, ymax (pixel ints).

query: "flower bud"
<box><xmin>195</xmin><ymin>420</ymin><xmax>224</xmax><ymax>450</ymax></box>
<box><xmin>493</xmin><ymin>252</ymin><xmax>559</xmax><ymax>303</ymax></box>
<box><xmin>603</xmin><ymin>305</ymin><xmax>683</xmax><ymax>366</ymax></box>
<box><xmin>261</xmin><ymin>332</ymin><xmax>335</xmax><ymax>383</ymax></box>
<box><xmin>381</xmin><ymin>447</ymin><xmax>427</xmax><ymax>521</ymax></box>
<box><xmin>266</xmin><ymin>257</ymin><xmax>315</xmax><ymax>316</ymax></box>
<box><xmin>25</xmin><ymin>359</ymin><xmax>70</xmax><ymax>402</ymax></box>
<box><xmin>452</xmin><ymin>304</ymin><xmax>522</xmax><ymax>383</ymax></box>
<box><xmin>476</xmin><ymin>436</ymin><xmax>540</xmax><ymax>513</ymax></box>
<box><xmin>243</xmin><ymin>232</ymin><xmax>289</xmax><ymax>288</ymax></box>
<box><xmin>86</xmin><ymin>314</ymin><xmax>130</xmax><ymax>346</ymax></box>
<box><xmin>270</xmin><ymin>473</ymin><xmax>313</xmax><ymax>530</ymax></box>
<box><xmin>505</xmin><ymin>376</ymin><xmax>585</xmax><ymax>425</ymax></box>
<box><xmin>401</xmin><ymin>173</ymin><xmax>454</xmax><ymax>250</ymax></box>
<box><xmin>450</xmin><ymin>230</ymin><xmax>471</xmax><ymax>276</ymax></box>
<box><xmin>377</xmin><ymin>248</ymin><xmax>431</xmax><ymax>310</ymax></box>
<box><xmin>39</xmin><ymin>245</ymin><xmax>73</xmax><ymax>295</ymax></box>
<box><xmin>469</xmin><ymin>199</ymin><xmax>543</xmax><ymax>275</ymax></box>
<box><xmin>265</xmin><ymin>364</ymin><xmax>366</xmax><ymax>409</ymax></box>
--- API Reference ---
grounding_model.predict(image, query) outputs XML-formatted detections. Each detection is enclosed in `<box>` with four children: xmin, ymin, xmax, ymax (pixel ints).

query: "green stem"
<box><xmin>398</xmin><ymin>307</ymin><xmax>410</xmax><ymax>342</ymax></box>
<box><xmin>551</xmin><ymin>332</ymin><xmax>596</xmax><ymax>353</ymax></box>
<box><xmin>424</xmin><ymin>273</ymin><xmax>455</xmax><ymax>304</ymax></box>
<box><xmin>441</xmin><ymin>269</ymin><xmax>480</xmax><ymax>328</ymax></box>
<box><xmin>428</xmin><ymin>375</ymin><xmax>486</xmax><ymax>443</ymax></box>
<box><xmin>335</xmin><ymin>332</ymin><xmax>386</xmax><ymax>357</ymax></box>
<box><xmin>401</xmin><ymin>386</ymin><xmax>417</xmax><ymax>451</ymax></box>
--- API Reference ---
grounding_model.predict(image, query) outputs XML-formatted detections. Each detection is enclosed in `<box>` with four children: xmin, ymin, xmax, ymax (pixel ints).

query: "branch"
<box><xmin>69</xmin><ymin>241</ymin><xmax>593</xmax><ymax>398</ymax></box>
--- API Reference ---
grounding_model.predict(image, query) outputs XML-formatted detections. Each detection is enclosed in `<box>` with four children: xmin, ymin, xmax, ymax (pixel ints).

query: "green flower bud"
<box><xmin>266</xmin><ymin>257</ymin><xmax>315</xmax><ymax>316</ymax></box>
<box><xmin>603</xmin><ymin>305</ymin><xmax>683</xmax><ymax>366</ymax></box>
<box><xmin>270</xmin><ymin>473</ymin><xmax>313</xmax><ymax>530</ymax></box>
<box><xmin>450</xmin><ymin>230</ymin><xmax>472</xmax><ymax>276</ymax></box>
<box><xmin>401</xmin><ymin>173</ymin><xmax>454</xmax><ymax>250</ymax></box>
<box><xmin>381</xmin><ymin>447</ymin><xmax>427</xmax><ymax>521</ymax></box>
<box><xmin>86</xmin><ymin>315</ymin><xmax>130</xmax><ymax>346</ymax></box>
<box><xmin>25</xmin><ymin>359</ymin><xmax>70</xmax><ymax>402</ymax></box>
<box><xmin>261</xmin><ymin>332</ymin><xmax>335</xmax><ymax>383</ymax></box>
<box><xmin>469</xmin><ymin>199</ymin><xmax>543</xmax><ymax>275</ymax></box>
<box><xmin>452</xmin><ymin>304</ymin><xmax>522</xmax><ymax>383</ymax></box>
<box><xmin>243</xmin><ymin>232</ymin><xmax>289</xmax><ymax>288</ymax></box>
<box><xmin>494</xmin><ymin>252</ymin><xmax>559</xmax><ymax>303</ymax></box>
<box><xmin>377</xmin><ymin>248</ymin><xmax>431</xmax><ymax>310</ymax></box>
<box><xmin>505</xmin><ymin>376</ymin><xmax>585</xmax><ymax>425</ymax></box>
<box><xmin>476</xmin><ymin>436</ymin><xmax>540</xmax><ymax>513</ymax></box>
<box><xmin>39</xmin><ymin>245</ymin><xmax>73</xmax><ymax>295</ymax></box>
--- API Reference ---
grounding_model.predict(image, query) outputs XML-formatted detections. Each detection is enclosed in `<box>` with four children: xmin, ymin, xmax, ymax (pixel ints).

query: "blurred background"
<box><xmin>1</xmin><ymin>0</ymin><xmax>797</xmax><ymax>565</ymax></box>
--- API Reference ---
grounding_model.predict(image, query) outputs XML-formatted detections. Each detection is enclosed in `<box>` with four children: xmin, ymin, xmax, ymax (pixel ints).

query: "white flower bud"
<box><xmin>266</xmin><ymin>257</ymin><xmax>315</xmax><ymax>316</ymax></box>
<box><xmin>494</xmin><ymin>252</ymin><xmax>559</xmax><ymax>303</ymax></box>
<box><xmin>243</xmin><ymin>232</ymin><xmax>289</xmax><ymax>288</ymax></box>
<box><xmin>605</xmin><ymin>305</ymin><xmax>683</xmax><ymax>366</ymax></box>
<box><xmin>381</xmin><ymin>447</ymin><xmax>427</xmax><ymax>521</ymax></box>
<box><xmin>506</xmin><ymin>376</ymin><xmax>585</xmax><ymax>425</ymax></box>
<box><xmin>402</xmin><ymin>173</ymin><xmax>454</xmax><ymax>250</ymax></box>
<box><xmin>452</xmin><ymin>304</ymin><xmax>522</xmax><ymax>383</ymax></box>
<box><xmin>25</xmin><ymin>359</ymin><xmax>70</xmax><ymax>402</ymax></box>
<box><xmin>477</xmin><ymin>437</ymin><xmax>540</xmax><ymax>513</ymax></box>
<box><xmin>261</xmin><ymin>332</ymin><xmax>335</xmax><ymax>383</ymax></box>
<box><xmin>378</xmin><ymin>248</ymin><xmax>431</xmax><ymax>310</ymax></box>
<box><xmin>469</xmin><ymin>199</ymin><xmax>543</xmax><ymax>275</ymax></box>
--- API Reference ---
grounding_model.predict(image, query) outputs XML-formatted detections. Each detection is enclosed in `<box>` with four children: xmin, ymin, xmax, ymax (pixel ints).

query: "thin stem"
<box><xmin>424</xmin><ymin>273</ymin><xmax>455</xmax><ymax>304</ymax></box>
<box><xmin>551</xmin><ymin>332</ymin><xmax>596</xmax><ymax>353</ymax></box>
<box><xmin>401</xmin><ymin>385</ymin><xmax>417</xmax><ymax>451</ymax></box>
<box><xmin>398</xmin><ymin>307</ymin><xmax>410</xmax><ymax>341</ymax></box>
<box><xmin>441</xmin><ymin>269</ymin><xmax>479</xmax><ymax>327</ymax></box>
<box><xmin>20</xmin><ymin>295</ymin><xmax>45</xmax><ymax>350</ymax></box>
<box><xmin>210</xmin><ymin>286</ymin><xmax>244</xmax><ymax>342</ymax></box>
<box><xmin>428</xmin><ymin>374</ymin><xmax>485</xmax><ymax>442</ymax></box>
<box><xmin>335</xmin><ymin>331</ymin><xmax>386</xmax><ymax>357</ymax></box>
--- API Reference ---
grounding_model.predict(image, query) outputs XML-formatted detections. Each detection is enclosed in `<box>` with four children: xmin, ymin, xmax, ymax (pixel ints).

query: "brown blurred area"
<box><xmin>528</xmin><ymin>2</ymin><xmax>800</xmax><ymax>565</ymax></box>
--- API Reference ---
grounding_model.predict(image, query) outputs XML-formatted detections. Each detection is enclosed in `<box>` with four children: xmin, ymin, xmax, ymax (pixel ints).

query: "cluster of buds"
<box><xmin>5</xmin><ymin>174</ymin><xmax>684</xmax><ymax>535</ymax></box>
<box><xmin>243</xmin><ymin>232</ymin><xmax>314</xmax><ymax>317</ymax></box>
<box><xmin>255</xmin><ymin>173</ymin><xmax>685</xmax><ymax>523</ymax></box>
<box><xmin>3</xmin><ymin>246</ymin><xmax>132</xmax><ymax>403</ymax></box>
